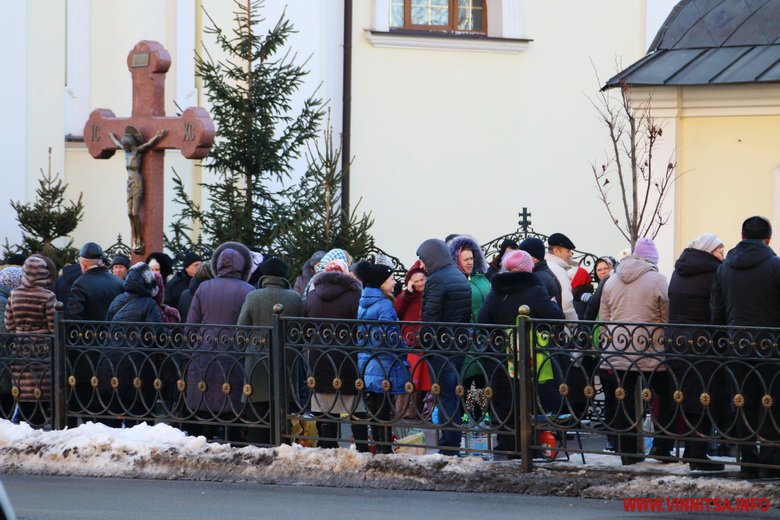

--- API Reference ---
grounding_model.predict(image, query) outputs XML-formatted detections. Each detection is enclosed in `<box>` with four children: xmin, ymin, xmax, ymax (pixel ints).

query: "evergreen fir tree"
<box><xmin>170</xmin><ymin>0</ymin><xmax>323</xmax><ymax>248</ymax></box>
<box><xmin>6</xmin><ymin>147</ymin><xmax>84</xmax><ymax>268</ymax></box>
<box><xmin>275</xmin><ymin>116</ymin><xmax>375</xmax><ymax>279</ymax></box>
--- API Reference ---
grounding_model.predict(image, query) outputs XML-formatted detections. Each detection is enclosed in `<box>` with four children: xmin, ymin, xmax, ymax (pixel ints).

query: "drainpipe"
<box><xmin>341</xmin><ymin>0</ymin><xmax>352</xmax><ymax>231</ymax></box>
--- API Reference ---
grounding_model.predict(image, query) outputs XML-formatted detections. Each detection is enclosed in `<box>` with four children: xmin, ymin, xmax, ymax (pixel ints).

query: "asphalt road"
<box><xmin>1</xmin><ymin>474</ymin><xmax>777</xmax><ymax>520</ymax></box>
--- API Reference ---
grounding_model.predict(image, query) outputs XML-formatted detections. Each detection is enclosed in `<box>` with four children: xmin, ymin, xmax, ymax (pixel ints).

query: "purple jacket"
<box><xmin>185</xmin><ymin>242</ymin><xmax>254</xmax><ymax>414</ymax></box>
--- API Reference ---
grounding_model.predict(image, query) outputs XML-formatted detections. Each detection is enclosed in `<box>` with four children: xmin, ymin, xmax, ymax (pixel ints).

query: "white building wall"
<box><xmin>350</xmin><ymin>0</ymin><xmax>660</xmax><ymax>265</ymax></box>
<box><xmin>0</xmin><ymin>1</ymin><xmax>28</xmax><ymax>250</ymax></box>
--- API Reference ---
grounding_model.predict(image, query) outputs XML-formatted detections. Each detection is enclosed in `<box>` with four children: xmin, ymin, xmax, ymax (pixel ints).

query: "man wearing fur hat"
<box><xmin>544</xmin><ymin>233</ymin><xmax>579</xmax><ymax>322</ymax></box>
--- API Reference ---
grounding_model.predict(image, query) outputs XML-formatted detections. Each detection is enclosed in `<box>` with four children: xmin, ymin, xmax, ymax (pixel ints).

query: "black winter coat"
<box><xmin>66</xmin><ymin>266</ymin><xmax>123</xmax><ymax>320</ymax></box>
<box><xmin>164</xmin><ymin>270</ymin><xmax>191</xmax><ymax>309</ymax></box>
<box><xmin>533</xmin><ymin>260</ymin><xmax>562</xmax><ymax>308</ymax></box>
<box><xmin>666</xmin><ymin>247</ymin><xmax>723</xmax><ymax>415</ymax></box>
<box><xmin>304</xmin><ymin>271</ymin><xmax>362</xmax><ymax>394</ymax></box>
<box><xmin>416</xmin><ymin>239</ymin><xmax>471</xmax><ymax>324</ymax></box>
<box><xmin>478</xmin><ymin>272</ymin><xmax>565</xmax><ymax>325</ymax></box>
<box><xmin>585</xmin><ymin>277</ymin><xmax>607</xmax><ymax>321</ymax></box>
<box><xmin>711</xmin><ymin>239</ymin><xmax>780</xmax><ymax>327</ymax></box>
<box><xmin>669</xmin><ymin>248</ymin><xmax>721</xmax><ymax>324</ymax></box>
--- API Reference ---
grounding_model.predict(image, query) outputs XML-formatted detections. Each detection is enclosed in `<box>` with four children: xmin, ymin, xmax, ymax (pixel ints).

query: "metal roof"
<box><xmin>605</xmin><ymin>0</ymin><xmax>780</xmax><ymax>88</ymax></box>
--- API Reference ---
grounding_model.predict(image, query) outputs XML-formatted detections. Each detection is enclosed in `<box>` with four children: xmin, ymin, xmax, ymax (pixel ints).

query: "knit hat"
<box><xmin>317</xmin><ymin>249</ymin><xmax>350</xmax><ymax>273</ymax></box>
<box><xmin>570</xmin><ymin>266</ymin><xmax>592</xmax><ymax>290</ymax></box>
<box><xmin>324</xmin><ymin>259</ymin><xmax>348</xmax><ymax>273</ymax></box>
<box><xmin>0</xmin><ymin>266</ymin><xmax>24</xmax><ymax>291</ymax></box>
<box><xmin>181</xmin><ymin>252</ymin><xmax>203</xmax><ymax>270</ymax></box>
<box><xmin>548</xmin><ymin>233</ymin><xmax>576</xmax><ymax>250</ymax></box>
<box><xmin>365</xmin><ymin>264</ymin><xmax>394</xmax><ymax>289</ymax></box>
<box><xmin>351</xmin><ymin>260</ymin><xmax>371</xmax><ymax>284</ymax></box>
<box><xmin>7</xmin><ymin>254</ymin><xmax>26</xmax><ymax>266</ymax></box>
<box><xmin>633</xmin><ymin>237</ymin><xmax>659</xmax><ymax>264</ymax></box>
<box><xmin>689</xmin><ymin>233</ymin><xmax>723</xmax><ymax>253</ymax></box>
<box><xmin>519</xmin><ymin>238</ymin><xmax>545</xmax><ymax>261</ymax></box>
<box><xmin>111</xmin><ymin>254</ymin><xmax>131</xmax><ymax>269</ymax></box>
<box><xmin>502</xmin><ymin>250</ymin><xmax>534</xmax><ymax>273</ymax></box>
<box><xmin>79</xmin><ymin>242</ymin><xmax>104</xmax><ymax>260</ymax></box>
<box><xmin>260</xmin><ymin>257</ymin><xmax>289</xmax><ymax>278</ymax></box>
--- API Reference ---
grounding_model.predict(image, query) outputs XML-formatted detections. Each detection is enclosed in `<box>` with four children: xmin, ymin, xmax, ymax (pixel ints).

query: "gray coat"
<box><xmin>237</xmin><ymin>275</ymin><xmax>303</xmax><ymax>402</ymax></box>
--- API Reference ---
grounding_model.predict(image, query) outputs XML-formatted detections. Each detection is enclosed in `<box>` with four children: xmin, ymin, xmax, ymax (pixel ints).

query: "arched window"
<box><xmin>390</xmin><ymin>0</ymin><xmax>487</xmax><ymax>33</ymax></box>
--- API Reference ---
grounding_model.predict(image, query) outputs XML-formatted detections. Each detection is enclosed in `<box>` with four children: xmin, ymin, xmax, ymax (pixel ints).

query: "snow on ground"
<box><xmin>0</xmin><ymin>420</ymin><xmax>777</xmax><ymax>502</ymax></box>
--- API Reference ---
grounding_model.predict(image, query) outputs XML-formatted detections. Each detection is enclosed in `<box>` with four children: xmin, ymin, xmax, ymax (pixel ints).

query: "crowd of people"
<box><xmin>0</xmin><ymin>216</ymin><xmax>777</xmax><ymax>474</ymax></box>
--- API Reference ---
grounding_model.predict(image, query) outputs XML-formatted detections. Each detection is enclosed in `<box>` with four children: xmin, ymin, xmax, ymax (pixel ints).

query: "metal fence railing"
<box><xmin>2</xmin><ymin>307</ymin><xmax>779</xmax><ymax>476</ymax></box>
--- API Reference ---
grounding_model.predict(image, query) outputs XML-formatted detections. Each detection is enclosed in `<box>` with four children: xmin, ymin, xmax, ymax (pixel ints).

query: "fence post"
<box><xmin>517</xmin><ymin>306</ymin><xmax>533</xmax><ymax>472</ymax></box>
<box><xmin>270</xmin><ymin>304</ymin><xmax>285</xmax><ymax>446</ymax></box>
<box><xmin>52</xmin><ymin>302</ymin><xmax>67</xmax><ymax>430</ymax></box>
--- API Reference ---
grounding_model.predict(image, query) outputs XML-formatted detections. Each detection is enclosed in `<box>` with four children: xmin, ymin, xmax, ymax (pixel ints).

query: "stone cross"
<box><xmin>84</xmin><ymin>40</ymin><xmax>214</xmax><ymax>262</ymax></box>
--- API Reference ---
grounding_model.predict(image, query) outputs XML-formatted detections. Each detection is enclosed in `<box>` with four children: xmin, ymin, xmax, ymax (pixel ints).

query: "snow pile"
<box><xmin>0</xmin><ymin>420</ymin><xmax>777</xmax><ymax>501</ymax></box>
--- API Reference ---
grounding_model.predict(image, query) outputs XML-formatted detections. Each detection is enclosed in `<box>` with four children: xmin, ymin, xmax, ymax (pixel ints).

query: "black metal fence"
<box><xmin>3</xmin><ymin>310</ymin><xmax>779</xmax><ymax>476</ymax></box>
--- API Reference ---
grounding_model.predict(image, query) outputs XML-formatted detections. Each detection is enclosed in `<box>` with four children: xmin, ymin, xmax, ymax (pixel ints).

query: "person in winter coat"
<box><xmin>357</xmin><ymin>263</ymin><xmax>408</xmax><ymax>454</ymax></box>
<box><xmin>478</xmin><ymin>250</ymin><xmax>564</xmax><ymax>454</ymax></box>
<box><xmin>599</xmin><ymin>237</ymin><xmax>674</xmax><ymax>465</ymax></box>
<box><xmin>393</xmin><ymin>260</ymin><xmax>429</xmax><ymax>419</ymax></box>
<box><xmin>4</xmin><ymin>256</ymin><xmax>56</xmax><ymax>426</ymax></box>
<box><xmin>485</xmin><ymin>239</ymin><xmax>518</xmax><ymax>281</ymax></box>
<box><xmin>177</xmin><ymin>262</ymin><xmax>213</xmax><ymax>322</ymax></box>
<box><xmin>54</xmin><ymin>263</ymin><xmax>82</xmax><ymax>311</ymax></box>
<box><xmin>145</xmin><ymin>252</ymin><xmax>173</xmax><ymax>281</ymax></box>
<box><xmin>0</xmin><ymin>266</ymin><xmax>23</xmax><ymax>414</ymax></box>
<box><xmin>0</xmin><ymin>267</ymin><xmax>23</xmax><ymax>334</ymax></box>
<box><xmin>103</xmin><ymin>262</ymin><xmax>163</xmax><ymax>424</ymax></box>
<box><xmin>304</xmin><ymin>256</ymin><xmax>368</xmax><ymax>451</ymax></box>
<box><xmin>238</xmin><ymin>257</ymin><xmax>303</xmax><ymax>445</ymax></box>
<box><xmin>302</xmin><ymin>248</ymin><xmax>351</xmax><ymax>300</ymax></box>
<box><xmin>710</xmin><ymin>216</ymin><xmax>780</xmax><ymax>476</ymax></box>
<box><xmin>666</xmin><ymin>233</ymin><xmax>726</xmax><ymax>471</ymax></box>
<box><xmin>152</xmin><ymin>272</ymin><xmax>181</xmax><ymax>324</ymax></box>
<box><xmin>164</xmin><ymin>252</ymin><xmax>202</xmax><ymax>309</ymax></box>
<box><xmin>185</xmin><ymin>242</ymin><xmax>255</xmax><ymax>442</ymax></box>
<box><xmin>448</xmin><ymin>235</ymin><xmax>491</xmax><ymax>323</ymax></box>
<box><xmin>415</xmin><ymin>238</ymin><xmax>471</xmax><ymax>454</ymax></box>
<box><xmin>519</xmin><ymin>238</ymin><xmax>562</xmax><ymax>308</ymax></box>
<box><xmin>66</xmin><ymin>242</ymin><xmax>123</xmax><ymax>320</ymax></box>
<box><xmin>544</xmin><ymin>233</ymin><xmax>579</xmax><ymax>322</ymax></box>
<box><xmin>293</xmin><ymin>250</ymin><xmax>326</xmax><ymax>296</ymax></box>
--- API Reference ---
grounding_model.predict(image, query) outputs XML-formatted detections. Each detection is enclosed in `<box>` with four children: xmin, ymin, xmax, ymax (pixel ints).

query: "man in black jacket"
<box><xmin>65</xmin><ymin>242</ymin><xmax>124</xmax><ymax>426</ymax></box>
<box><xmin>416</xmin><ymin>238</ymin><xmax>471</xmax><ymax>454</ymax></box>
<box><xmin>711</xmin><ymin>216</ymin><xmax>780</xmax><ymax>476</ymax></box>
<box><xmin>66</xmin><ymin>242</ymin><xmax>123</xmax><ymax>320</ymax></box>
<box><xmin>519</xmin><ymin>238</ymin><xmax>562</xmax><ymax>309</ymax></box>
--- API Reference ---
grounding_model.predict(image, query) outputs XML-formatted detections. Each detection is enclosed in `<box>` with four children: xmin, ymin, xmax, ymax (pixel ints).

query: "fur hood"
<box><xmin>211</xmin><ymin>241</ymin><xmax>253</xmax><ymax>281</ymax></box>
<box><xmin>448</xmin><ymin>235</ymin><xmax>488</xmax><ymax>275</ymax></box>
<box><xmin>123</xmin><ymin>262</ymin><xmax>159</xmax><ymax>297</ymax></box>
<box><xmin>310</xmin><ymin>271</ymin><xmax>362</xmax><ymax>303</ymax></box>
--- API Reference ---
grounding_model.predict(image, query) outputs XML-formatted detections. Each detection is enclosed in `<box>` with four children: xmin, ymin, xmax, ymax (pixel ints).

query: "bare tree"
<box><xmin>590</xmin><ymin>78</ymin><xmax>677</xmax><ymax>250</ymax></box>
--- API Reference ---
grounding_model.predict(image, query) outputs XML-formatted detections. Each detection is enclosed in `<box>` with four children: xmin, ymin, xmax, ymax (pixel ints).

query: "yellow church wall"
<box><xmin>678</xmin><ymin>115</ymin><xmax>780</xmax><ymax>253</ymax></box>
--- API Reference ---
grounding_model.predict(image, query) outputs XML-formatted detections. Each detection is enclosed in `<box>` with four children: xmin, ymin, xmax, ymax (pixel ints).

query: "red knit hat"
<box><xmin>570</xmin><ymin>266</ymin><xmax>591</xmax><ymax>290</ymax></box>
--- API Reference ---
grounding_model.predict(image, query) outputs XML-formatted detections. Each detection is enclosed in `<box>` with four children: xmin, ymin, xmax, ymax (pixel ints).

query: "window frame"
<box><xmin>395</xmin><ymin>0</ymin><xmax>488</xmax><ymax>34</ymax></box>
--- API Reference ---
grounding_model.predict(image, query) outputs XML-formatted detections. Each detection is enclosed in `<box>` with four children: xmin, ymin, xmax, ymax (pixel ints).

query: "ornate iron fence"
<box><xmin>2</xmin><ymin>309</ymin><xmax>779</xmax><ymax>476</ymax></box>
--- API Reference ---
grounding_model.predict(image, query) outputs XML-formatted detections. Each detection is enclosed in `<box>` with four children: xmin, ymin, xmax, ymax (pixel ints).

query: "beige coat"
<box><xmin>599</xmin><ymin>256</ymin><xmax>669</xmax><ymax>372</ymax></box>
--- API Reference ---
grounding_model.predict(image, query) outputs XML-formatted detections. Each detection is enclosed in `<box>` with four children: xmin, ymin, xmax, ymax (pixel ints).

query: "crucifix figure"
<box><xmin>84</xmin><ymin>40</ymin><xmax>214</xmax><ymax>261</ymax></box>
<box><xmin>109</xmin><ymin>126</ymin><xmax>166</xmax><ymax>254</ymax></box>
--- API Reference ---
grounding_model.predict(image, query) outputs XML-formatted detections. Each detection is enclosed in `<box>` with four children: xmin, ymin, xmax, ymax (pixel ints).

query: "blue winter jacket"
<box><xmin>357</xmin><ymin>288</ymin><xmax>410</xmax><ymax>395</ymax></box>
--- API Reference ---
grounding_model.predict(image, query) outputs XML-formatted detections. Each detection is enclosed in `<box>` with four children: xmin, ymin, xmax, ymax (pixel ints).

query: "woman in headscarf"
<box><xmin>667</xmin><ymin>232</ymin><xmax>726</xmax><ymax>471</ymax></box>
<box><xmin>293</xmin><ymin>251</ymin><xmax>326</xmax><ymax>296</ymax></box>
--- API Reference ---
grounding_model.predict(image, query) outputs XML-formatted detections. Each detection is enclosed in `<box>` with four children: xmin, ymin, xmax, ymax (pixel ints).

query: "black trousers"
<box><xmin>601</xmin><ymin>369</ymin><xmax>675</xmax><ymax>455</ymax></box>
